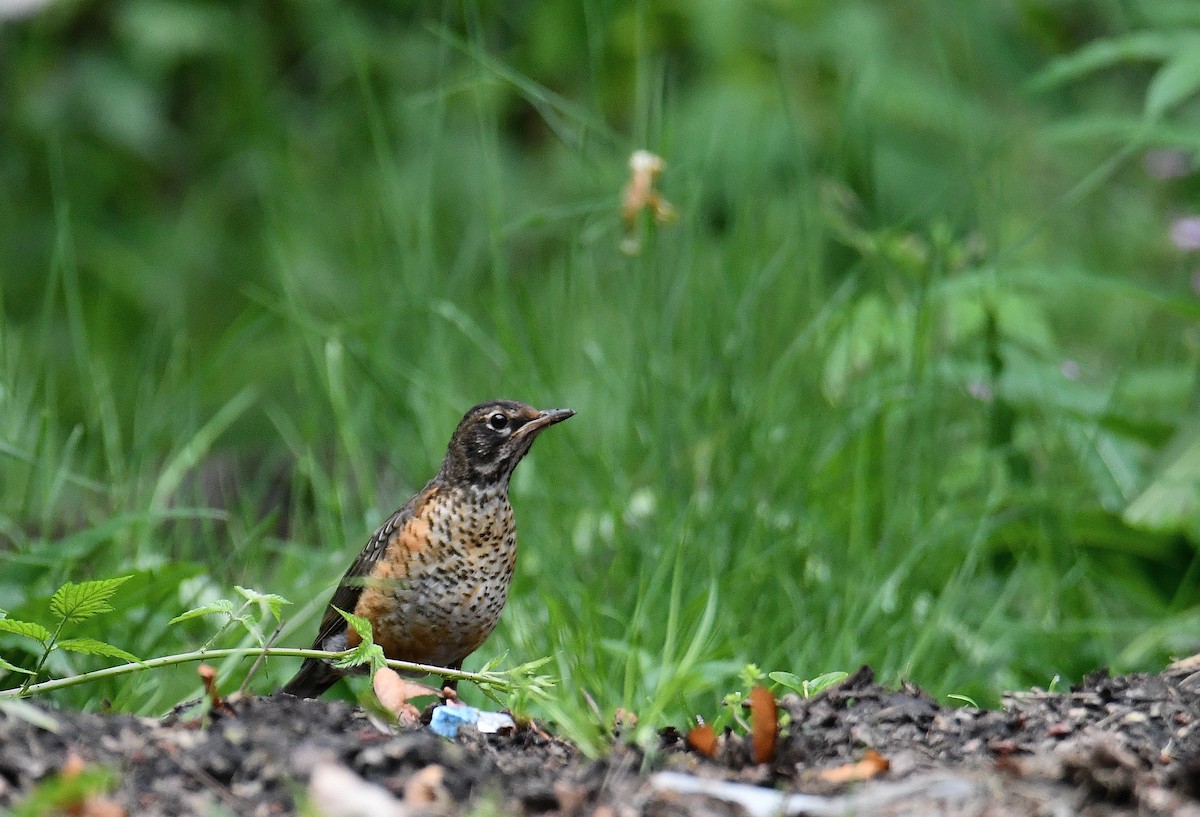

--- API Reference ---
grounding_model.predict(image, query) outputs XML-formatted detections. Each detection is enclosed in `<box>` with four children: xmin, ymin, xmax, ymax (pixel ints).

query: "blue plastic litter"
<box><xmin>428</xmin><ymin>705</ymin><xmax>479</xmax><ymax>738</ymax></box>
<box><xmin>428</xmin><ymin>705</ymin><xmax>516</xmax><ymax>738</ymax></box>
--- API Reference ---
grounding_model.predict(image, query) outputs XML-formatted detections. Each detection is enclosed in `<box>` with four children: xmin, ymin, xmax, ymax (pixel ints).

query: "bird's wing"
<box><xmin>307</xmin><ymin>482</ymin><xmax>435</xmax><ymax>651</ymax></box>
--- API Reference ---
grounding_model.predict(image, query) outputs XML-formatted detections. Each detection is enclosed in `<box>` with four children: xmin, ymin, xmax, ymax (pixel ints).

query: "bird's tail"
<box><xmin>280</xmin><ymin>658</ymin><xmax>340</xmax><ymax>698</ymax></box>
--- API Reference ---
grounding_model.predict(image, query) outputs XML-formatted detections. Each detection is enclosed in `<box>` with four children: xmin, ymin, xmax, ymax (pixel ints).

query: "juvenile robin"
<box><xmin>282</xmin><ymin>399</ymin><xmax>574</xmax><ymax>698</ymax></box>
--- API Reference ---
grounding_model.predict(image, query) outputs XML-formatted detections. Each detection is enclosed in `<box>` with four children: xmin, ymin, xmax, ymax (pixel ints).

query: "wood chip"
<box><xmin>817</xmin><ymin>749</ymin><xmax>890</xmax><ymax>784</ymax></box>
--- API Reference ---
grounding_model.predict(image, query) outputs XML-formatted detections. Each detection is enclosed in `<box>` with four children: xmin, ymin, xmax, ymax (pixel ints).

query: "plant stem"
<box><xmin>18</xmin><ymin>617</ymin><xmax>67</xmax><ymax>695</ymax></box>
<box><xmin>0</xmin><ymin>647</ymin><xmax>509</xmax><ymax>698</ymax></box>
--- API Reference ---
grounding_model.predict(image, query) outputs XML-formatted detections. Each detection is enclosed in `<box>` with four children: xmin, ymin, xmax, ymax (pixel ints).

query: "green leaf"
<box><xmin>1028</xmin><ymin>31</ymin><xmax>1182</xmax><ymax>92</ymax></box>
<box><xmin>1146</xmin><ymin>45</ymin><xmax>1200</xmax><ymax>120</ymax></box>
<box><xmin>0</xmin><ymin>655</ymin><xmax>36</xmax><ymax>675</ymax></box>
<box><xmin>769</xmin><ymin>670</ymin><xmax>848</xmax><ymax>698</ymax></box>
<box><xmin>0</xmin><ymin>619</ymin><xmax>52</xmax><ymax>643</ymax></box>
<box><xmin>767</xmin><ymin>671</ymin><xmax>804</xmax><ymax>693</ymax></box>
<box><xmin>50</xmin><ymin>576</ymin><xmax>132</xmax><ymax>624</ymax></box>
<box><xmin>335</xmin><ymin>641</ymin><xmax>386</xmax><ymax>674</ymax></box>
<box><xmin>54</xmin><ymin>638</ymin><xmax>140</xmax><ymax>663</ymax></box>
<box><xmin>234</xmin><ymin>586</ymin><xmax>291</xmax><ymax>621</ymax></box>
<box><xmin>169</xmin><ymin>600</ymin><xmax>236</xmax><ymax>624</ymax></box>
<box><xmin>1124</xmin><ymin>424</ymin><xmax>1200</xmax><ymax>534</ymax></box>
<box><xmin>149</xmin><ymin>387</ymin><xmax>258</xmax><ymax>512</ymax></box>
<box><xmin>333</xmin><ymin>606</ymin><xmax>373</xmax><ymax>644</ymax></box>
<box><xmin>0</xmin><ymin>699</ymin><xmax>60</xmax><ymax>731</ymax></box>
<box><xmin>331</xmin><ymin>607</ymin><xmax>385</xmax><ymax>673</ymax></box>
<box><xmin>803</xmin><ymin>672</ymin><xmax>849</xmax><ymax>696</ymax></box>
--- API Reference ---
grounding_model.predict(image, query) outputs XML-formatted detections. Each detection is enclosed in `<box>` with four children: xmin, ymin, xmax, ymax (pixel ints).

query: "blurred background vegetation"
<box><xmin>4</xmin><ymin>0</ymin><xmax>1200</xmax><ymax>738</ymax></box>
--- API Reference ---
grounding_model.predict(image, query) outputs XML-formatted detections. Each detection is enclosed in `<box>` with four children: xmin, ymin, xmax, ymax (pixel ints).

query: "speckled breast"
<box><xmin>353</xmin><ymin>486</ymin><xmax>519</xmax><ymax>667</ymax></box>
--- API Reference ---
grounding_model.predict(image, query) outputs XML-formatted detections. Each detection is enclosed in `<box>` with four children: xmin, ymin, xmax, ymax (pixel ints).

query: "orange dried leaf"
<box><xmin>620</xmin><ymin>149</ymin><xmax>675</xmax><ymax>254</ymax></box>
<box><xmin>62</xmin><ymin>749</ymin><xmax>87</xmax><ymax>779</ymax></box>
<box><xmin>817</xmin><ymin>749</ymin><xmax>890</xmax><ymax>784</ymax></box>
<box><xmin>198</xmin><ymin>663</ymin><xmax>221</xmax><ymax>706</ymax></box>
<box><xmin>686</xmin><ymin>722</ymin><xmax>718</xmax><ymax>758</ymax></box>
<box><xmin>748</xmin><ymin>685</ymin><xmax>777</xmax><ymax>764</ymax></box>
<box><xmin>373</xmin><ymin>667</ymin><xmax>436</xmax><ymax>724</ymax></box>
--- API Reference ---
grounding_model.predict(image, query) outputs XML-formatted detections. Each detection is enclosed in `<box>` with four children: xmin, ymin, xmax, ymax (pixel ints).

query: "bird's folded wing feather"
<box><xmin>307</xmin><ymin>493</ymin><xmax>423</xmax><ymax>651</ymax></box>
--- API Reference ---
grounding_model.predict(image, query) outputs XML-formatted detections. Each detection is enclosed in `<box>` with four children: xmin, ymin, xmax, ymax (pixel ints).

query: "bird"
<box><xmin>281</xmin><ymin>399</ymin><xmax>574</xmax><ymax>698</ymax></box>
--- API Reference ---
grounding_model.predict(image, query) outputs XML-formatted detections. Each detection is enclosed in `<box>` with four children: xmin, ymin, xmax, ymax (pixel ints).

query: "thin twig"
<box><xmin>238</xmin><ymin>620</ymin><xmax>286</xmax><ymax>696</ymax></box>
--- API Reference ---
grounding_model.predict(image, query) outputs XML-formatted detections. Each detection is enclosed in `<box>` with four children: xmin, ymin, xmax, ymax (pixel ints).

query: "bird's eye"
<box><xmin>487</xmin><ymin>413</ymin><xmax>509</xmax><ymax>431</ymax></box>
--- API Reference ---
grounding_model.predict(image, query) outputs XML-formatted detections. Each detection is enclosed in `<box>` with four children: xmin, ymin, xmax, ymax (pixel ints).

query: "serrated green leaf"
<box><xmin>0</xmin><ymin>619</ymin><xmax>52</xmax><ymax>643</ymax></box>
<box><xmin>0</xmin><ymin>655</ymin><xmax>35</xmax><ymax>675</ymax></box>
<box><xmin>55</xmin><ymin>638</ymin><xmax>140</xmax><ymax>663</ymax></box>
<box><xmin>50</xmin><ymin>576</ymin><xmax>132</xmax><ymax>624</ymax></box>
<box><xmin>330</xmin><ymin>607</ymin><xmax>385</xmax><ymax>673</ymax></box>
<box><xmin>169</xmin><ymin>600</ymin><xmax>236</xmax><ymax>624</ymax></box>
<box><xmin>234</xmin><ymin>586</ymin><xmax>291</xmax><ymax>621</ymax></box>
<box><xmin>333</xmin><ymin>606</ymin><xmax>374</xmax><ymax>645</ymax></box>
<box><xmin>334</xmin><ymin>641</ymin><xmax>386</xmax><ymax>674</ymax></box>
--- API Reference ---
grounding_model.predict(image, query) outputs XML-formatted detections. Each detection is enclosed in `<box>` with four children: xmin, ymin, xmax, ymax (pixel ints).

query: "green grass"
<box><xmin>3</xmin><ymin>0</ymin><xmax>1200</xmax><ymax>748</ymax></box>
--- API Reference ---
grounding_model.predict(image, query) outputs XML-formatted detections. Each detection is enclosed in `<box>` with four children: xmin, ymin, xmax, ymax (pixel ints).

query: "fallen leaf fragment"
<box><xmin>403</xmin><ymin>764</ymin><xmax>452</xmax><ymax>812</ymax></box>
<box><xmin>651</xmin><ymin>770</ymin><xmax>977</xmax><ymax>817</ymax></box>
<box><xmin>373</xmin><ymin>667</ymin><xmax>437</xmax><ymax>725</ymax></box>
<box><xmin>1167</xmin><ymin>652</ymin><xmax>1200</xmax><ymax>673</ymax></box>
<box><xmin>553</xmin><ymin>779</ymin><xmax>588</xmax><ymax>814</ymax></box>
<box><xmin>59</xmin><ymin>749</ymin><xmax>125</xmax><ymax>817</ymax></box>
<box><xmin>308</xmin><ymin>762</ymin><xmax>405</xmax><ymax>817</ymax></box>
<box><xmin>817</xmin><ymin>749</ymin><xmax>890</xmax><ymax>784</ymax></box>
<box><xmin>748</xmin><ymin>685</ymin><xmax>777</xmax><ymax>764</ymax></box>
<box><xmin>63</xmin><ymin>749</ymin><xmax>86</xmax><ymax>779</ymax></box>
<box><xmin>686</xmin><ymin>721</ymin><xmax>718</xmax><ymax>758</ymax></box>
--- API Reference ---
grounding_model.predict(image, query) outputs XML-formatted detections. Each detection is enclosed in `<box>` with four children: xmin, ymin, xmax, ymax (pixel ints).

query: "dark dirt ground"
<box><xmin>2</xmin><ymin>663</ymin><xmax>1199</xmax><ymax>817</ymax></box>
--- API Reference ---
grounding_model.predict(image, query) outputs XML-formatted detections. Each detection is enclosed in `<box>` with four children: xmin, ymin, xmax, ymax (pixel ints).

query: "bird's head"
<box><xmin>439</xmin><ymin>400</ymin><xmax>574</xmax><ymax>488</ymax></box>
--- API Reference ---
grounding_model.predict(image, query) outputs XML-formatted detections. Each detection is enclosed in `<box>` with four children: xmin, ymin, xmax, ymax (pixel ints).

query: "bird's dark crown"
<box><xmin>436</xmin><ymin>400</ymin><xmax>573</xmax><ymax>487</ymax></box>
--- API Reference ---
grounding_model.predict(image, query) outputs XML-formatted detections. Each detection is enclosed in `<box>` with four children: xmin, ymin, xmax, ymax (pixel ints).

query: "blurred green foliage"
<box><xmin>4</xmin><ymin>0</ymin><xmax>1200</xmax><ymax>729</ymax></box>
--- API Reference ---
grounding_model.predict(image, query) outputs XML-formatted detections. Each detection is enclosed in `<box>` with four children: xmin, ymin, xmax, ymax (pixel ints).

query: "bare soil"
<box><xmin>2</xmin><ymin>664</ymin><xmax>1199</xmax><ymax>816</ymax></box>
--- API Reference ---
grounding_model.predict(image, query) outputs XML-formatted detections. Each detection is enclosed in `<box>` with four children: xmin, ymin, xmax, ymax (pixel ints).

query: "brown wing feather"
<box><xmin>307</xmin><ymin>486</ymin><xmax>429</xmax><ymax>650</ymax></box>
<box><xmin>281</xmin><ymin>482</ymin><xmax>436</xmax><ymax>698</ymax></box>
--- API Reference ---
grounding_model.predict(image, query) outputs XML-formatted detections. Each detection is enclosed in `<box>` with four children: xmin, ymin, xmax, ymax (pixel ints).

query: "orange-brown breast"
<box><xmin>349</xmin><ymin>485</ymin><xmax>518</xmax><ymax>667</ymax></box>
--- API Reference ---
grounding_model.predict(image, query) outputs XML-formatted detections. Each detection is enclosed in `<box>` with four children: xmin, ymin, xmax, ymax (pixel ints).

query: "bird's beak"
<box><xmin>515</xmin><ymin>407</ymin><xmax>575</xmax><ymax>438</ymax></box>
